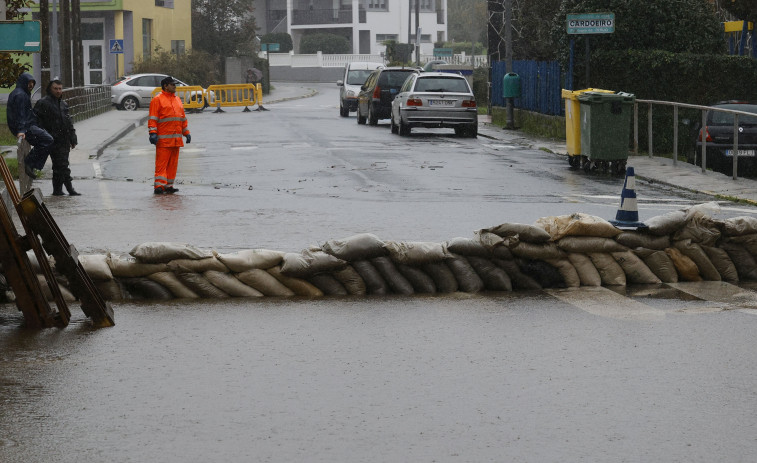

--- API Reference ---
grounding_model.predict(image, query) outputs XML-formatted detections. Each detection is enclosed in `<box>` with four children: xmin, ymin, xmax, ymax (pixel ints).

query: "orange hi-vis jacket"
<box><xmin>148</xmin><ymin>90</ymin><xmax>189</xmax><ymax>147</ymax></box>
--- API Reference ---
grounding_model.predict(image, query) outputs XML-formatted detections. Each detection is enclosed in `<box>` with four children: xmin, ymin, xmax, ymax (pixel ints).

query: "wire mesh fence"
<box><xmin>62</xmin><ymin>85</ymin><xmax>112</xmax><ymax>123</ymax></box>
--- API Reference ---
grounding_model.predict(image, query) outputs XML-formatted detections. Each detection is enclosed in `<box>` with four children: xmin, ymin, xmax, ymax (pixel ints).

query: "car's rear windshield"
<box><xmin>347</xmin><ymin>70</ymin><xmax>373</xmax><ymax>85</ymax></box>
<box><xmin>414</xmin><ymin>77</ymin><xmax>469</xmax><ymax>93</ymax></box>
<box><xmin>710</xmin><ymin>105</ymin><xmax>757</xmax><ymax>125</ymax></box>
<box><xmin>378</xmin><ymin>70</ymin><xmax>415</xmax><ymax>87</ymax></box>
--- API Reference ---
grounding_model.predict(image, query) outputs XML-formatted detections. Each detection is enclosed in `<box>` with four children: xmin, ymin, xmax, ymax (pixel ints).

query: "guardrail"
<box><xmin>61</xmin><ymin>85</ymin><xmax>111</xmax><ymax>123</ymax></box>
<box><xmin>633</xmin><ymin>99</ymin><xmax>757</xmax><ymax>180</ymax></box>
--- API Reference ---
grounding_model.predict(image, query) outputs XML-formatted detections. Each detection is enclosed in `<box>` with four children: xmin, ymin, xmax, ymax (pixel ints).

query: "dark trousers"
<box><xmin>24</xmin><ymin>125</ymin><xmax>54</xmax><ymax>170</ymax></box>
<box><xmin>50</xmin><ymin>144</ymin><xmax>72</xmax><ymax>185</ymax></box>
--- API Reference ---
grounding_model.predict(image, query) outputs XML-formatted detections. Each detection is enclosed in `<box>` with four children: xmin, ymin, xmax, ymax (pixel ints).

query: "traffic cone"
<box><xmin>609</xmin><ymin>166</ymin><xmax>648</xmax><ymax>229</ymax></box>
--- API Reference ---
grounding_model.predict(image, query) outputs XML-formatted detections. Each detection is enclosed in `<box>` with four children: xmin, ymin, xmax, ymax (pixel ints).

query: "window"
<box><xmin>409</xmin><ymin>34</ymin><xmax>432</xmax><ymax>43</ymax></box>
<box><xmin>171</xmin><ymin>40</ymin><xmax>185</xmax><ymax>56</ymax></box>
<box><xmin>155</xmin><ymin>0</ymin><xmax>174</xmax><ymax>7</ymax></box>
<box><xmin>142</xmin><ymin>19</ymin><xmax>152</xmax><ymax>60</ymax></box>
<box><xmin>80</xmin><ymin>21</ymin><xmax>103</xmax><ymax>40</ymax></box>
<box><xmin>366</xmin><ymin>0</ymin><xmax>387</xmax><ymax>11</ymax></box>
<box><xmin>376</xmin><ymin>34</ymin><xmax>398</xmax><ymax>43</ymax></box>
<box><xmin>414</xmin><ymin>76</ymin><xmax>470</xmax><ymax>93</ymax></box>
<box><xmin>410</xmin><ymin>0</ymin><xmax>434</xmax><ymax>12</ymax></box>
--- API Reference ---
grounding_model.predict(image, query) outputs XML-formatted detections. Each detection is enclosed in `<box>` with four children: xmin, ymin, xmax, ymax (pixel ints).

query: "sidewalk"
<box><xmin>6</xmin><ymin>83</ymin><xmax>757</xmax><ymax>205</ymax></box>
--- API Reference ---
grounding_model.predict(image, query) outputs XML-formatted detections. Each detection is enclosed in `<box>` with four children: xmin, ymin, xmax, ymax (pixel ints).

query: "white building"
<box><xmin>255</xmin><ymin>0</ymin><xmax>448</xmax><ymax>56</ymax></box>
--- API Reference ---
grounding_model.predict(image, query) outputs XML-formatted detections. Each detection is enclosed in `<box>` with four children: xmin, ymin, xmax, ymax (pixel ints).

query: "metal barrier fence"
<box><xmin>150</xmin><ymin>86</ymin><xmax>208</xmax><ymax>109</ymax></box>
<box><xmin>491</xmin><ymin>60</ymin><xmax>563</xmax><ymax>116</ymax></box>
<box><xmin>62</xmin><ymin>85</ymin><xmax>112</xmax><ymax>123</ymax></box>
<box><xmin>633</xmin><ymin>99</ymin><xmax>757</xmax><ymax>180</ymax></box>
<box><xmin>205</xmin><ymin>84</ymin><xmax>261</xmax><ymax>110</ymax></box>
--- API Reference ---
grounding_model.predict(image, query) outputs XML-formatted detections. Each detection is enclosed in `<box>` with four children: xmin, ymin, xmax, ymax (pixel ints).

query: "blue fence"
<box><xmin>492</xmin><ymin>60</ymin><xmax>564</xmax><ymax>116</ymax></box>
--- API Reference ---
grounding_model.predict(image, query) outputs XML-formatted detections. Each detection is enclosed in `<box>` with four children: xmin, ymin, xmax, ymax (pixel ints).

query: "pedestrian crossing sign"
<box><xmin>109</xmin><ymin>39</ymin><xmax>124</xmax><ymax>54</ymax></box>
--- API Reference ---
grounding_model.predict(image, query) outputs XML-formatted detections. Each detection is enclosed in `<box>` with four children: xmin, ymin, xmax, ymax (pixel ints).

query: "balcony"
<box><xmin>292</xmin><ymin>8</ymin><xmax>354</xmax><ymax>25</ymax></box>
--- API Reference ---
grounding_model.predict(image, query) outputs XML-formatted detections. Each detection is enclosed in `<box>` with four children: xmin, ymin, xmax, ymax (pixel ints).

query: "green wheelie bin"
<box><xmin>576</xmin><ymin>91</ymin><xmax>635</xmax><ymax>176</ymax></box>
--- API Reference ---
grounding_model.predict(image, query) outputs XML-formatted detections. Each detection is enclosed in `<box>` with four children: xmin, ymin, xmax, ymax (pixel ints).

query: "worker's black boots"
<box><xmin>53</xmin><ymin>180</ymin><xmax>80</xmax><ymax>196</ymax></box>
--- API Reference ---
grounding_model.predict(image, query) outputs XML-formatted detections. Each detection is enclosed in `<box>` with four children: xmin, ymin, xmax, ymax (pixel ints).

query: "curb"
<box><xmin>93</xmin><ymin>115</ymin><xmax>149</xmax><ymax>160</ymax></box>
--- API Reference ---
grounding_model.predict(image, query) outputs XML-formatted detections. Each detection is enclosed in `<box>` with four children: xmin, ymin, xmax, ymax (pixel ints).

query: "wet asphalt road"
<box><xmin>1</xmin><ymin>84</ymin><xmax>756</xmax><ymax>462</ymax></box>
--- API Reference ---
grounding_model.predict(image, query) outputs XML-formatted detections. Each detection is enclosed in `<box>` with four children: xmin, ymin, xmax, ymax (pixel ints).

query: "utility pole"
<box><xmin>505</xmin><ymin>0</ymin><xmax>514</xmax><ymax>129</ymax></box>
<box><xmin>71</xmin><ymin>0</ymin><xmax>83</xmax><ymax>86</ymax></box>
<box><xmin>40</xmin><ymin>0</ymin><xmax>50</xmax><ymax>90</ymax></box>
<box><xmin>51</xmin><ymin>0</ymin><xmax>59</xmax><ymax>81</ymax></box>
<box><xmin>60</xmin><ymin>0</ymin><xmax>71</xmax><ymax>86</ymax></box>
<box><xmin>415</xmin><ymin>0</ymin><xmax>420</xmax><ymax>65</ymax></box>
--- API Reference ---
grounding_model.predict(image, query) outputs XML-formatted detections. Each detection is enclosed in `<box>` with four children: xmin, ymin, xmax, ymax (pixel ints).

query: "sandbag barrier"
<box><xmin>4</xmin><ymin>202</ymin><xmax>757</xmax><ymax>303</ymax></box>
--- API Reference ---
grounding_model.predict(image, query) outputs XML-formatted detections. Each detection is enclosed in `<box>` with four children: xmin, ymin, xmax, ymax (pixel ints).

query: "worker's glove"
<box><xmin>149</xmin><ymin>133</ymin><xmax>158</xmax><ymax>145</ymax></box>
<box><xmin>185</xmin><ymin>134</ymin><xmax>191</xmax><ymax>144</ymax></box>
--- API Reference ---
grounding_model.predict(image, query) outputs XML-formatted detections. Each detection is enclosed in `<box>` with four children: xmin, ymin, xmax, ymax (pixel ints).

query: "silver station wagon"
<box><xmin>390</xmin><ymin>72</ymin><xmax>478</xmax><ymax>137</ymax></box>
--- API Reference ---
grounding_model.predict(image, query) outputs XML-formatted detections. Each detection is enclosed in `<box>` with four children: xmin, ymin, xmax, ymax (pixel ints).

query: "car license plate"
<box><xmin>725</xmin><ymin>149</ymin><xmax>756</xmax><ymax>157</ymax></box>
<box><xmin>429</xmin><ymin>99</ymin><xmax>454</xmax><ymax>106</ymax></box>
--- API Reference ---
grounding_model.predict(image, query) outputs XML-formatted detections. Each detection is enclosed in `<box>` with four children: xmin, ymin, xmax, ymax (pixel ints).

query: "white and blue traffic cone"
<box><xmin>609</xmin><ymin>166</ymin><xmax>647</xmax><ymax>229</ymax></box>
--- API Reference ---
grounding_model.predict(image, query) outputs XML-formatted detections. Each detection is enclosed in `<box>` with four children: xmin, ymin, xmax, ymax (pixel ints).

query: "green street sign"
<box><xmin>0</xmin><ymin>21</ymin><xmax>42</xmax><ymax>52</ymax></box>
<box><xmin>262</xmin><ymin>43</ymin><xmax>280</xmax><ymax>52</ymax></box>
<box><xmin>567</xmin><ymin>13</ymin><xmax>615</xmax><ymax>35</ymax></box>
<box><xmin>433</xmin><ymin>48</ymin><xmax>453</xmax><ymax>57</ymax></box>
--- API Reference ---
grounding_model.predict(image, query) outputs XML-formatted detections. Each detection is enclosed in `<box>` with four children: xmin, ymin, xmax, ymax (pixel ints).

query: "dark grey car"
<box><xmin>356</xmin><ymin>67</ymin><xmax>417</xmax><ymax>125</ymax></box>
<box><xmin>693</xmin><ymin>102</ymin><xmax>757</xmax><ymax>176</ymax></box>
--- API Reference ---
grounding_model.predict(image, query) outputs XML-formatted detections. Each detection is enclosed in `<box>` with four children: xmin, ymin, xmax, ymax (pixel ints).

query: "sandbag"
<box><xmin>518</xmin><ymin>259</ymin><xmax>565</xmax><ymax>288</ymax></box>
<box><xmin>396</xmin><ymin>263</ymin><xmax>437</xmax><ymax>294</ymax></box>
<box><xmin>720</xmin><ymin>241</ymin><xmax>757</xmax><ymax>281</ymax></box>
<box><xmin>480</xmin><ymin>223</ymin><xmax>551</xmax><ymax>243</ymax></box>
<box><xmin>320</xmin><ymin>233</ymin><xmax>387</xmax><ymax>261</ymax></box>
<box><xmin>567</xmin><ymin>253</ymin><xmax>601</xmax><ymax>287</ymax></box>
<box><xmin>673</xmin><ymin>240</ymin><xmax>721</xmax><ymax>281</ymax></box>
<box><xmin>727</xmin><ymin>234</ymin><xmax>757</xmax><ymax>256</ymax></box>
<box><xmin>268</xmin><ymin>265</ymin><xmax>324</xmax><ymax>297</ymax></box>
<box><xmin>96</xmin><ymin>279</ymin><xmax>124</xmax><ymax>301</ymax></box>
<box><xmin>107</xmin><ymin>254</ymin><xmax>168</xmax><ymax>278</ymax></box>
<box><xmin>37</xmin><ymin>275</ymin><xmax>76</xmax><ymax>302</ymax></box>
<box><xmin>664</xmin><ymin>248</ymin><xmax>702</xmax><ymax>282</ymax></box>
<box><xmin>535</xmin><ymin>213</ymin><xmax>621</xmax><ymax>240</ymax></box>
<box><xmin>446</xmin><ymin>237</ymin><xmax>493</xmax><ymax>258</ymax></box>
<box><xmin>130</xmin><ymin>242</ymin><xmax>209</xmax><ymax>263</ymax></box>
<box><xmin>280</xmin><ymin>249</ymin><xmax>346</xmax><ymax>278</ymax></box>
<box><xmin>614</xmin><ymin>231</ymin><xmax>670</xmax><ymax>251</ymax></box>
<box><xmin>545</xmin><ymin>259</ymin><xmax>580</xmax><ymax>288</ymax></box>
<box><xmin>79</xmin><ymin>254</ymin><xmax>113</xmax><ymax>280</ymax></box>
<box><xmin>467</xmin><ymin>256</ymin><xmax>513</xmax><ymax>291</ymax></box>
<box><xmin>421</xmin><ymin>261</ymin><xmax>459</xmax><ymax>293</ymax></box>
<box><xmin>119</xmin><ymin>277</ymin><xmax>174</xmax><ymax>300</ymax></box>
<box><xmin>673</xmin><ymin>216</ymin><xmax>722</xmax><ymax>247</ymax></box>
<box><xmin>645</xmin><ymin>209</ymin><xmax>687</xmax><ymax>236</ymax></box>
<box><xmin>175</xmin><ymin>268</ymin><xmax>230</xmax><ymax>298</ymax></box>
<box><xmin>611</xmin><ymin>251</ymin><xmax>661</xmax><ymax>284</ymax></box>
<box><xmin>308</xmin><ymin>273</ymin><xmax>349</xmax><ymax>296</ymax></box>
<box><xmin>557</xmin><ymin>236</ymin><xmax>627</xmax><ymax>253</ymax></box>
<box><xmin>384</xmin><ymin>241</ymin><xmax>450</xmax><ymax>265</ymax></box>
<box><xmin>204</xmin><ymin>270</ymin><xmax>264</xmax><ymax>297</ymax></box>
<box><xmin>701</xmin><ymin>246</ymin><xmax>739</xmax><ymax>283</ymax></box>
<box><xmin>167</xmin><ymin>257</ymin><xmax>228</xmax><ymax>274</ymax></box>
<box><xmin>371</xmin><ymin>256</ymin><xmax>414</xmax><ymax>295</ymax></box>
<box><xmin>235</xmin><ymin>269</ymin><xmax>295</xmax><ymax>297</ymax></box>
<box><xmin>722</xmin><ymin>216</ymin><xmax>757</xmax><ymax>237</ymax></box>
<box><xmin>492</xmin><ymin>259</ymin><xmax>542</xmax><ymax>290</ymax></box>
<box><xmin>332</xmin><ymin>265</ymin><xmax>367</xmax><ymax>296</ymax></box>
<box><xmin>351</xmin><ymin>260</ymin><xmax>388</xmax><ymax>295</ymax></box>
<box><xmin>148</xmin><ymin>271</ymin><xmax>200</xmax><ymax>298</ymax></box>
<box><xmin>510</xmin><ymin>242</ymin><xmax>566</xmax><ymax>260</ymax></box>
<box><xmin>213</xmin><ymin>249</ymin><xmax>284</xmax><ymax>272</ymax></box>
<box><xmin>476</xmin><ymin>230</ymin><xmax>519</xmax><ymax>251</ymax></box>
<box><xmin>633</xmin><ymin>248</ymin><xmax>678</xmax><ymax>283</ymax></box>
<box><xmin>587</xmin><ymin>253</ymin><xmax>626</xmax><ymax>286</ymax></box>
<box><xmin>446</xmin><ymin>255</ymin><xmax>485</xmax><ymax>293</ymax></box>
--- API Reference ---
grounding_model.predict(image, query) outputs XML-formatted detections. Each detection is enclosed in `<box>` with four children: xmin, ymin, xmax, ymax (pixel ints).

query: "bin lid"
<box><xmin>577</xmin><ymin>91</ymin><xmax>635</xmax><ymax>103</ymax></box>
<box><xmin>561</xmin><ymin>88</ymin><xmax>615</xmax><ymax>100</ymax></box>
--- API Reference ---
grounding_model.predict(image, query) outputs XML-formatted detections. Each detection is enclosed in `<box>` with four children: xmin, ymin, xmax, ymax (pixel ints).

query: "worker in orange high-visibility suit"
<box><xmin>148</xmin><ymin>75</ymin><xmax>191</xmax><ymax>195</ymax></box>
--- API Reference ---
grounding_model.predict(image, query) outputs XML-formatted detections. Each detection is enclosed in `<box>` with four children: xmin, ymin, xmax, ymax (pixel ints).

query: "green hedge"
<box><xmin>299</xmin><ymin>33</ymin><xmax>350</xmax><ymax>54</ymax></box>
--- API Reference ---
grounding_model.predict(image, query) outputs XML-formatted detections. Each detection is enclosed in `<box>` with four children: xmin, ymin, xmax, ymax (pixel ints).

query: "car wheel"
<box><xmin>390</xmin><ymin>114</ymin><xmax>399</xmax><ymax>134</ymax></box>
<box><xmin>399</xmin><ymin>119</ymin><xmax>410</xmax><ymax>136</ymax></box>
<box><xmin>340</xmin><ymin>101</ymin><xmax>348</xmax><ymax>117</ymax></box>
<box><xmin>122</xmin><ymin>96</ymin><xmax>139</xmax><ymax>111</ymax></box>
<box><xmin>467</xmin><ymin>124</ymin><xmax>478</xmax><ymax>138</ymax></box>
<box><xmin>368</xmin><ymin>105</ymin><xmax>378</xmax><ymax>126</ymax></box>
<box><xmin>357</xmin><ymin>107</ymin><xmax>367</xmax><ymax>125</ymax></box>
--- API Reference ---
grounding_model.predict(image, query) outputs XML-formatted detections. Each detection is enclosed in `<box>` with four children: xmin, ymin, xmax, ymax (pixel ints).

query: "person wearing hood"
<box><xmin>6</xmin><ymin>72</ymin><xmax>53</xmax><ymax>178</ymax></box>
<box><xmin>33</xmin><ymin>79</ymin><xmax>79</xmax><ymax>196</ymax></box>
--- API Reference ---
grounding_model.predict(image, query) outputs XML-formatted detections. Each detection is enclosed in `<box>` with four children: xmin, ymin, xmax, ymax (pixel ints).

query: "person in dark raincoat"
<box><xmin>6</xmin><ymin>72</ymin><xmax>53</xmax><ymax>178</ymax></box>
<box><xmin>33</xmin><ymin>79</ymin><xmax>80</xmax><ymax>196</ymax></box>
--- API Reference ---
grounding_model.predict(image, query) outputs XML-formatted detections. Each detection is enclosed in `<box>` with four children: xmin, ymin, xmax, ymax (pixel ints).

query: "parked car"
<box><xmin>111</xmin><ymin>73</ymin><xmax>208</xmax><ymax>110</ymax></box>
<box><xmin>390</xmin><ymin>71</ymin><xmax>478</xmax><ymax>137</ymax></box>
<box><xmin>356</xmin><ymin>67</ymin><xmax>418</xmax><ymax>125</ymax></box>
<box><xmin>337</xmin><ymin>61</ymin><xmax>384</xmax><ymax>117</ymax></box>
<box><xmin>422</xmin><ymin>60</ymin><xmax>448</xmax><ymax>72</ymax></box>
<box><xmin>692</xmin><ymin>101</ymin><xmax>757</xmax><ymax>176</ymax></box>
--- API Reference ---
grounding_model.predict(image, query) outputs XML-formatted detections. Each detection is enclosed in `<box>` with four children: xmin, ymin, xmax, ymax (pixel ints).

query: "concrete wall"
<box><xmin>269</xmin><ymin>66</ymin><xmax>343</xmax><ymax>83</ymax></box>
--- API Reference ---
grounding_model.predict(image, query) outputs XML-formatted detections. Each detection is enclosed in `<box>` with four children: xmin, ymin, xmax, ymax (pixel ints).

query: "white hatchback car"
<box><xmin>336</xmin><ymin>61</ymin><xmax>384</xmax><ymax>117</ymax></box>
<box><xmin>111</xmin><ymin>73</ymin><xmax>208</xmax><ymax>110</ymax></box>
<box><xmin>390</xmin><ymin>72</ymin><xmax>478</xmax><ymax>137</ymax></box>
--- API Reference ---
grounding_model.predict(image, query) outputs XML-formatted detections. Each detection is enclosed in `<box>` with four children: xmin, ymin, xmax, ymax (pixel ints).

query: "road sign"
<box><xmin>261</xmin><ymin>43</ymin><xmax>280</xmax><ymax>52</ymax></box>
<box><xmin>0</xmin><ymin>21</ymin><xmax>41</xmax><ymax>52</ymax></box>
<box><xmin>567</xmin><ymin>13</ymin><xmax>615</xmax><ymax>34</ymax></box>
<box><xmin>109</xmin><ymin>39</ymin><xmax>124</xmax><ymax>54</ymax></box>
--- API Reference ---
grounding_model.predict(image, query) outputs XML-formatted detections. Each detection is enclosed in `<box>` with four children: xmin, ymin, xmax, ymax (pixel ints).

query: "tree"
<box><xmin>1</xmin><ymin>0</ymin><xmax>33</xmax><ymax>88</ymax></box>
<box><xmin>448</xmin><ymin>0</ymin><xmax>487</xmax><ymax>45</ymax></box>
<box><xmin>511</xmin><ymin>0</ymin><xmax>562</xmax><ymax>60</ymax></box>
<box><xmin>719</xmin><ymin>0</ymin><xmax>757</xmax><ymax>23</ymax></box>
<box><xmin>191</xmin><ymin>0</ymin><xmax>257</xmax><ymax>59</ymax></box>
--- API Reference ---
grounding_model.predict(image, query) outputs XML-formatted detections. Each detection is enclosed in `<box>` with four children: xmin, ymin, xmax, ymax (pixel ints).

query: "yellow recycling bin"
<box><xmin>562</xmin><ymin>88</ymin><xmax>614</xmax><ymax>157</ymax></box>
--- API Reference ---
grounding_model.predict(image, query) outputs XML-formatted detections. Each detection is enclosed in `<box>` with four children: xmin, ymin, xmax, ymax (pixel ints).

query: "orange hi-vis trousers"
<box><xmin>154</xmin><ymin>146</ymin><xmax>180</xmax><ymax>191</ymax></box>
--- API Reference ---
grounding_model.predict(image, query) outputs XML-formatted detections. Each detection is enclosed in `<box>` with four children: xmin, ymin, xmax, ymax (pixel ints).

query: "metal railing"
<box><xmin>633</xmin><ymin>99</ymin><xmax>757</xmax><ymax>180</ymax></box>
<box><xmin>62</xmin><ymin>85</ymin><xmax>112</xmax><ymax>123</ymax></box>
